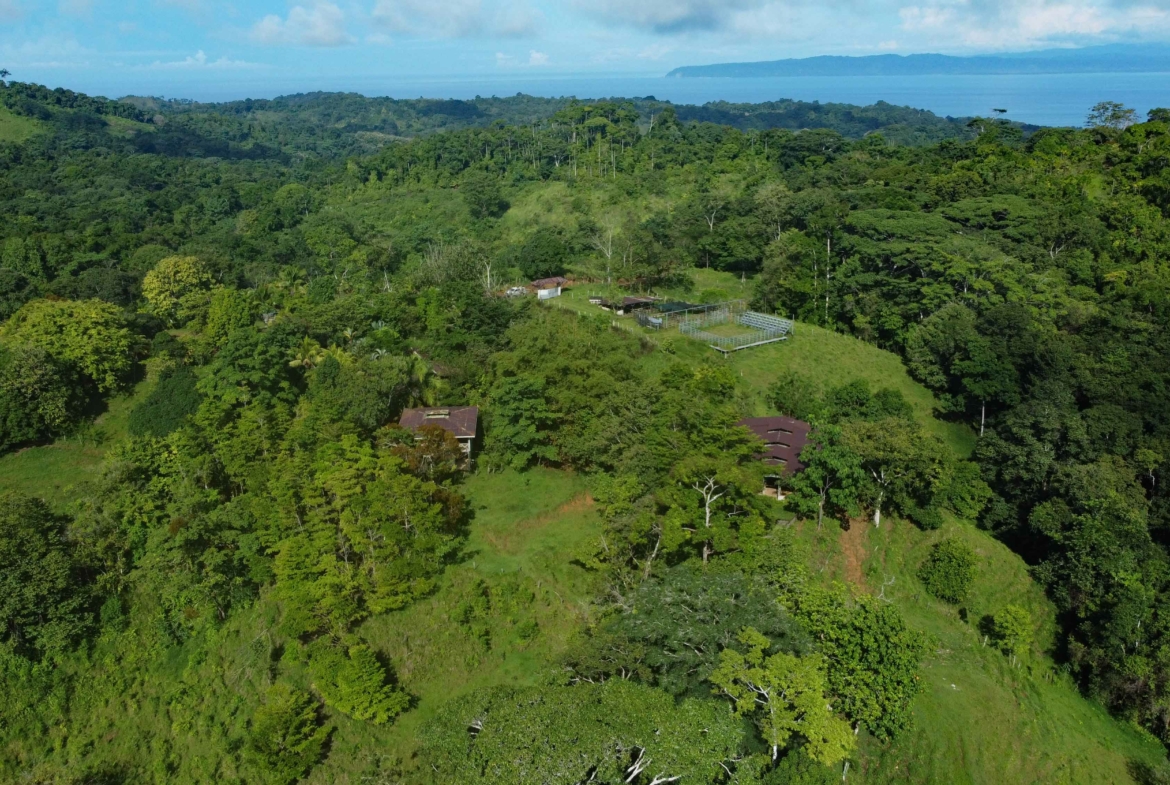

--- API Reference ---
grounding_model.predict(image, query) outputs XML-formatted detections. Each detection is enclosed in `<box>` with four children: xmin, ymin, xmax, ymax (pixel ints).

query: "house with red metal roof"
<box><xmin>399</xmin><ymin>406</ymin><xmax>479</xmax><ymax>462</ymax></box>
<box><xmin>736</xmin><ymin>415</ymin><xmax>812</xmax><ymax>498</ymax></box>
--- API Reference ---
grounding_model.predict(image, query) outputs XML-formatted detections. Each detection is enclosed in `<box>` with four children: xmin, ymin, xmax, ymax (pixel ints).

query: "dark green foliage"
<box><xmin>462</xmin><ymin>170</ymin><xmax>509</xmax><ymax>219</ymax></box>
<box><xmin>127</xmin><ymin>366</ymin><xmax>202</xmax><ymax>438</ymax></box>
<box><xmin>791</xmin><ymin>587</ymin><xmax>930</xmax><ymax>739</ymax></box>
<box><xmin>514</xmin><ymin>228</ymin><xmax>567</xmax><ymax>280</ymax></box>
<box><xmin>918</xmin><ymin>539</ymin><xmax>978</xmax><ymax>603</ymax></box>
<box><xmin>0</xmin><ymin>344</ymin><xmax>83</xmax><ymax>451</ymax></box>
<box><xmin>150</xmin><ymin>330</ymin><xmax>185</xmax><ymax>360</ymax></box>
<box><xmin>484</xmin><ymin>374</ymin><xmax>558</xmax><ymax>469</ymax></box>
<box><xmin>421</xmin><ymin>681</ymin><xmax>745</xmax><ymax>784</ymax></box>
<box><xmin>305</xmin><ymin>354</ymin><xmax>408</xmax><ymax>434</ymax></box>
<box><xmin>567</xmin><ymin>565</ymin><xmax>808</xmax><ymax>696</ymax></box>
<box><xmin>941</xmin><ymin>461</ymin><xmax>992</xmax><ymax>520</ymax></box>
<box><xmin>0</xmin><ymin>493</ymin><xmax>90</xmax><ymax>656</ymax></box>
<box><xmin>245</xmin><ymin>683</ymin><xmax>330</xmax><ymax>785</ymax></box>
<box><xmin>825</xmin><ymin>379</ymin><xmax>913</xmax><ymax>423</ymax></box>
<box><xmin>764</xmin><ymin>748</ymin><xmax>839</xmax><ymax>784</ymax></box>
<box><xmin>765</xmin><ymin>370</ymin><xmax>823</xmax><ymax>421</ymax></box>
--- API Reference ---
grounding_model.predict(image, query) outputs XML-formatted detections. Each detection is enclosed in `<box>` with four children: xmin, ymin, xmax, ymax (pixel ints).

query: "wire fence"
<box><xmin>678</xmin><ymin>309</ymin><xmax>794</xmax><ymax>352</ymax></box>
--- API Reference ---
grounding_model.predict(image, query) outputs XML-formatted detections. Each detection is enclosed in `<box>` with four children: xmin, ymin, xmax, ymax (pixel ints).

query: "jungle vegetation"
<box><xmin>1</xmin><ymin>75</ymin><xmax>1169</xmax><ymax>783</ymax></box>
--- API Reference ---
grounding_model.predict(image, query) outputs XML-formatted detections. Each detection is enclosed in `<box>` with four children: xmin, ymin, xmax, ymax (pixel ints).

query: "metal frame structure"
<box><xmin>678</xmin><ymin>304</ymin><xmax>794</xmax><ymax>353</ymax></box>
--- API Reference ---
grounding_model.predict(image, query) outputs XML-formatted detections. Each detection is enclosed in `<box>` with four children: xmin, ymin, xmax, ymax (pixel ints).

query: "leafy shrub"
<box><xmin>906</xmin><ymin>502</ymin><xmax>944</xmax><ymax>530</ymax></box>
<box><xmin>149</xmin><ymin>330</ymin><xmax>184</xmax><ymax>359</ymax></box>
<box><xmin>982</xmin><ymin>605</ymin><xmax>1032</xmax><ymax>658</ymax></box>
<box><xmin>128</xmin><ymin>366</ymin><xmax>202</xmax><ymax>438</ymax></box>
<box><xmin>245</xmin><ymin>684</ymin><xmax>330</xmax><ymax>785</ymax></box>
<box><xmin>943</xmin><ymin>461</ymin><xmax>992</xmax><ymax>520</ymax></box>
<box><xmin>308</xmin><ymin>642</ymin><xmax>410</xmax><ymax>725</ymax></box>
<box><xmin>825</xmin><ymin>379</ymin><xmax>913</xmax><ymax>422</ymax></box>
<box><xmin>0</xmin><ymin>345</ymin><xmax>83</xmax><ymax>451</ymax></box>
<box><xmin>917</xmin><ymin>539</ymin><xmax>977</xmax><ymax>603</ymax></box>
<box><xmin>765</xmin><ymin>748</ymin><xmax>838</xmax><ymax>784</ymax></box>
<box><xmin>790</xmin><ymin>588</ymin><xmax>929</xmax><ymax>739</ymax></box>
<box><xmin>2</xmin><ymin>298</ymin><xmax>134</xmax><ymax>393</ymax></box>
<box><xmin>765</xmin><ymin>371</ymin><xmax>823</xmax><ymax>421</ymax></box>
<box><xmin>0</xmin><ymin>493</ymin><xmax>91</xmax><ymax>656</ymax></box>
<box><xmin>514</xmin><ymin>228</ymin><xmax>566</xmax><ymax>280</ymax></box>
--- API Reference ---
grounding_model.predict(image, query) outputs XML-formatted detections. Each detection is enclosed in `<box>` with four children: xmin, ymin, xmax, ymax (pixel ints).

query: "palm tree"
<box><xmin>322</xmin><ymin>344</ymin><xmax>353</xmax><ymax>366</ymax></box>
<box><xmin>273</xmin><ymin>267</ymin><xmax>307</xmax><ymax>300</ymax></box>
<box><xmin>403</xmin><ymin>353</ymin><xmax>444</xmax><ymax>407</ymax></box>
<box><xmin>288</xmin><ymin>337</ymin><xmax>326</xmax><ymax>369</ymax></box>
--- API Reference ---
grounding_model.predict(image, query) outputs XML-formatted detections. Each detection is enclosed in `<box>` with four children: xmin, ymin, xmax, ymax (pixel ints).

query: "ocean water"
<box><xmin>50</xmin><ymin>70</ymin><xmax>1170</xmax><ymax>127</ymax></box>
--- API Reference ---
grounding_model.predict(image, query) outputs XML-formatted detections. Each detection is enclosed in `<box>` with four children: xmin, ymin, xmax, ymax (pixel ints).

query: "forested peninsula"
<box><xmin>2</xmin><ymin>79</ymin><xmax>1170</xmax><ymax>783</ymax></box>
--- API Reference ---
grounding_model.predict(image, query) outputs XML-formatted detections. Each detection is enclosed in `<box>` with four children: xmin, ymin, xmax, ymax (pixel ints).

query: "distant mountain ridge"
<box><xmin>667</xmin><ymin>44</ymin><xmax>1170</xmax><ymax>78</ymax></box>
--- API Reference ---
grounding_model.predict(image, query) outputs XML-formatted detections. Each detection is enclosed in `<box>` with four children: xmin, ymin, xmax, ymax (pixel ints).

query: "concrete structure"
<box><xmin>531</xmin><ymin>276</ymin><xmax>567</xmax><ymax>299</ymax></box>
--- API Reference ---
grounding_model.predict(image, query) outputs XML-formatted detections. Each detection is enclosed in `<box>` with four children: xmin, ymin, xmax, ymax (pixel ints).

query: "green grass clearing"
<box><xmin>844</xmin><ymin>516</ymin><xmax>1166</xmax><ymax>784</ymax></box>
<box><xmin>0</xmin><ymin>105</ymin><xmax>46</xmax><ymax>143</ymax></box>
<box><xmin>353</xmin><ymin>467</ymin><xmax>602</xmax><ymax>772</ymax></box>
<box><xmin>0</xmin><ymin>370</ymin><xmax>154</xmax><ymax>510</ymax></box>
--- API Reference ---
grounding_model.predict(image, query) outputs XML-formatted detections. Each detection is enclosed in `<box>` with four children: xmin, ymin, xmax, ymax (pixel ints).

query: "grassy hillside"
<box><xmin>3</xmin><ymin>265</ymin><xmax>1165</xmax><ymax>782</ymax></box>
<box><xmin>317</xmin><ymin>468</ymin><xmax>603</xmax><ymax>779</ymax></box>
<box><xmin>0</xmin><ymin>105</ymin><xmax>45</xmax><ymax>143</ymax></box>
<box><xmin>545</xmin><ymin>271</ymin><xmax>1166</xmax><ymax>782</ymax></box>
<box><xmin>549</xmin><ymin>270</ymin><xmax>975</xmax><ymax>455</ymax></box>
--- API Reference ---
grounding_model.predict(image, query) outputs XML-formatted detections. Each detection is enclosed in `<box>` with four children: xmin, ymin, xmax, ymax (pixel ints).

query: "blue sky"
<box><xmin>2</xmin><ymin>0</ymin><xmax>1169</xmax><ymax>100</ymax></box>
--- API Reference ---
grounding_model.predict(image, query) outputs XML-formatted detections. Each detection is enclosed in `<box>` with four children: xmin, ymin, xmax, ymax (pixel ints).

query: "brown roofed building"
<box><xmin>737</xmin><ymin>416</ymin><xmax>812</xmax><ymax>497</ymax></box>
<box><xmin>530</xmin><ymin>276</ymin><xmax>568</xmax><ymax>289</ymax></box>
<box><xmin>399</xmin><ymin>406</ymin><xmax>479</xmax><ymax>462</ymax></box>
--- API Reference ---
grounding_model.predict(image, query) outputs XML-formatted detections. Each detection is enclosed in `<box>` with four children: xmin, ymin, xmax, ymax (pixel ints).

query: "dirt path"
<box><xmin>839</xmin><ymin>518</ymin><xmax>870</xmax><ymax>590</ymax></box>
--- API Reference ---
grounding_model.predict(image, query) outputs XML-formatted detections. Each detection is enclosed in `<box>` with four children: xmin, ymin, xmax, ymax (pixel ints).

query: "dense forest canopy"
<box><xmin>1</xmin><ymin>74</ymin><xmax>1170</xmax><ymax>783</ymax></box>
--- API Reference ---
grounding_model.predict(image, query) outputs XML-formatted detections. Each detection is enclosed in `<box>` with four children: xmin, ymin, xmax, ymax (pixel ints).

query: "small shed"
<box><xmin>618</xmin><ymin>296</ymin><xmax>658</xmax><ymax>315</ymax></box>
<box><xmin>530</xmin><ymin>277</ymin><xmax>568</xmax><ymax>300</ymax></box>
<box><xmin>399</xmin><ymin>406</ymin><xmax>479</xmax><ymax>462</ymax></box>
<box><xmin>737</xmin><ymin>415</ymin><xmax>812</xmax><ymax>498</ymax></box>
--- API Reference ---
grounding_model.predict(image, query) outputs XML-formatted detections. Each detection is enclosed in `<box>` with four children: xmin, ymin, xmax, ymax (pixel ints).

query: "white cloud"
<box><xmin>496</xmin><ymin>49</ymin><xmax>550</xmax><ymax>67</ymax></box>
<box><xmin>574</xmin><ymin>0</ymin><xmax>772</xmax><ymax>33</ymax></box>
<box><xmin>495</xmin><ymin>3</ymin><xmax>542</xmax><ymax>36</ymax></box>
<box><xmin>0</xmin><ymin>36</ymin><xmax>94</xmax><ymax>68</ymax></box>
<box><xmin>899</xmin><ymin>0</ymin><xmax>1170</xmax><ymax>48</ymax></box>
<box><xmin>372</xmin><ymin>0</ymin><xmax>540</xmax><ymax>38</ymax></box>
<box><xmin>252</xmin><ymin>2</ymin><xmax>354</xmax><ymax>46</ymax></box>
<box><xmin>147</xmin><ymin>50</ymin><xmax>263</xmax><ymax>69</ymax></box>
<box><xmin>373</xmin><ymin>0</ymin><xmax>483</xmax><ymax>36</ymax></box>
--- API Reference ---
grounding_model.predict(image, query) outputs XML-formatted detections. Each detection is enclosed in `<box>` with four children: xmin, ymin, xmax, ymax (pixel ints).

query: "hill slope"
<box><xmin>549</xmin><ymin>272</ymin><xmax>1168</xmax><ymax>782</ymax></box>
